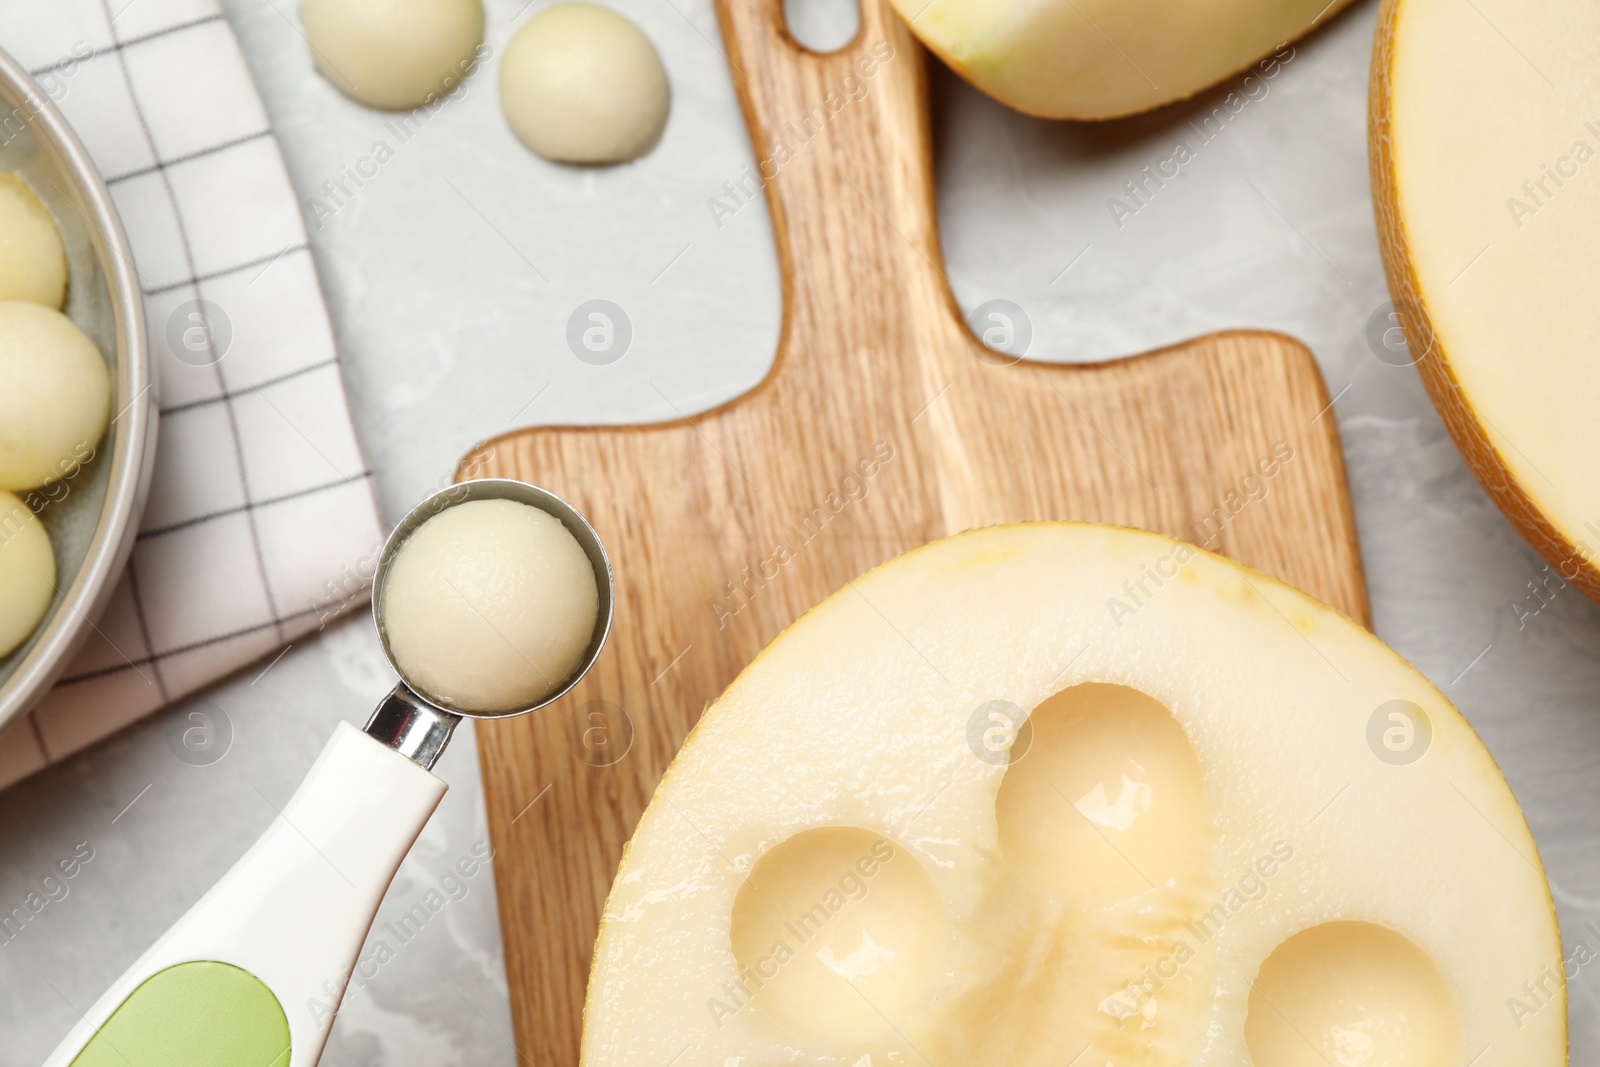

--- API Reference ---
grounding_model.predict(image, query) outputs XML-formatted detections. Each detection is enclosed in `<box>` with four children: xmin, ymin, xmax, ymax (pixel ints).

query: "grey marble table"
<box><xmin>5</xmin><ymin>0</ymin><xmax>1599</xmax><ymax>1062</ymax></box>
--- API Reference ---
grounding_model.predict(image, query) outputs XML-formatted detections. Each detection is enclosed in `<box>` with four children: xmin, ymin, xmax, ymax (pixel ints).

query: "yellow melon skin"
<box><xmin>1371</xmin><ymin>0</ymin><xmax>1600</xmax><ymax>605</ymax></box>
<box><xmin>889</xmin><ymin>0</ymin><xmax>1357</xmax><ymax>120</ymax></box>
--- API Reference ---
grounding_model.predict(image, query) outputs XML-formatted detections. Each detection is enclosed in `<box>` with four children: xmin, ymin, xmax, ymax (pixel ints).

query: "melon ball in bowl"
<box><xmin>0</xmin><ymin>174</ymin><xmax>66</xmax><ymax>308</ymax></box>
<box><xmin>0</xmin><ymin>301</ymin><xmax>111</xmax><ymax>491</ymax></box>
<box><xmin>302</xmin><ymin>0</ymin><xmax>485</xmax><ymax>110</ymax></box>
<box><xmin>0</xmin><ymin>184</ymin><xmax>76</xmax><ymax>659</ymax></box>
<box><xmin>380</xmin><ymin>498</ymin><xmax>601</xmax><ymax>713</ymax></box>
<box><xmin>0</xmin><ymin>492</ymin><xmax>55</xmax><ymax>658</ymax></box>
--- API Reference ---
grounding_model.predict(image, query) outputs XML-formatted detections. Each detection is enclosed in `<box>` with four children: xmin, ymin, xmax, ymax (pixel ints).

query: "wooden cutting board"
<box><xmin>457</xmin><ymin>0</ymin><xmax>1369</xmax><ymax>1061</ymax></box>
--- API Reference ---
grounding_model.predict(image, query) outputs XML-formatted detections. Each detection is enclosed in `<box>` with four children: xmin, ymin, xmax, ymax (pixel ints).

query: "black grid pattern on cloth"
<box><xmin>97</xmin><ymin>0</ymin><xmax>285</xmax><ymax>689</ymax></box>
<box><xmin>27</xmin><ymin>12</ymin><xmax>223</xmax><ymax>79</ymax></box>
<box><xmin>144</xmin><ymin>241</ymin><xmax>310</xmax><ymax>299</ymax></box>
<box><xmin>60</xmin><ymin>595</ymin><xmax>355</xmax><ymax>688</ymax></box>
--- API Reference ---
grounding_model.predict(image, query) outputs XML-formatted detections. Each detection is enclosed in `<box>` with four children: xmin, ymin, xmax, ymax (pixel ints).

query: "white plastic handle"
<box><xmin>45</xmin><ymin>722</ymin><xmax>448</xmax><ymax>1067</ymax></box>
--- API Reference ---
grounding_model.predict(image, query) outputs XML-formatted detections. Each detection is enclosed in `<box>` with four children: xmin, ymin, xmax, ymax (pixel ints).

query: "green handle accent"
<box><xmin>70</xmin><ymin>961</ymin><xmax>291</xmax><ymax>1067</ymax></box>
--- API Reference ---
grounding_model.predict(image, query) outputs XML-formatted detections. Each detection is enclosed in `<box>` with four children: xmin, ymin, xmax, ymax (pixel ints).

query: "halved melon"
<box><xmin>888</xmin><ymin>0</ymin><xmax>1355</xmax><ymax>120</ymax></box>
<box><xmin>1372</xmin><ymin>0</ymin><xmax>1600</xmax><ymax>602</ymax></box>
<box><xmin>583</xmin><ymin>524</ymin><xmax>1561</xmax><ymax>1066</ymax></box>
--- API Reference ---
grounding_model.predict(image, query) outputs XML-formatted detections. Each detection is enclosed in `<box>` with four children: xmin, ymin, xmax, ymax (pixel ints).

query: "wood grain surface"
<box><xmin>458</xmin><ymin>0</ymin><xmax>1369</xmax><ymax>1061</ymax></box>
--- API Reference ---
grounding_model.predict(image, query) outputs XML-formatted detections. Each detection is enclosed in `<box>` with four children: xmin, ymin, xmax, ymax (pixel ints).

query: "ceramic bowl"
<box><xmin>0</xmin><ymin>47</ymin><xmax>156</xmax><ymax>733</ymax></box>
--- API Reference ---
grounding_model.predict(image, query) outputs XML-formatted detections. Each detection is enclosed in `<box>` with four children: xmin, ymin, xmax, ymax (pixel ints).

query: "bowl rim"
<box><xmin>0</xmin><ymin>47</ymin><xmax>157</xmax><ymax>738</ymax></box>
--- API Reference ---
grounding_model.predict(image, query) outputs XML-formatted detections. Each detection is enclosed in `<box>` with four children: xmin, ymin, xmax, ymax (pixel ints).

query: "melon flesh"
<box><xmin>582</xmin><ymin>524</ymin><xmax>1562</xmax><ymax>1067</ymax></box>
<box><xmin>888</xmin><ymin>0</ymin><xmax>1355</xmax><ymax>119</ymax></box>
<box><xmin>1373</xmin><ymin>0</ymin><xmax>1600</xmax><ymax>600</ymax></box>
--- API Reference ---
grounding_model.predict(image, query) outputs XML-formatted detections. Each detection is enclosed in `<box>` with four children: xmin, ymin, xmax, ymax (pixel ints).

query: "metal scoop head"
<box><xmin>362</xmin><ymin>479</ymin><xmax>615</xmax><ymax>769</ymax></box>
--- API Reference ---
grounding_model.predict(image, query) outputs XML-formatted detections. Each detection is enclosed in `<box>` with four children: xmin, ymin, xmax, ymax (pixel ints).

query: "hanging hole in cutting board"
<box><xmin>782</xmin><ymin>0</ymin><xmax>860</xmax><ymax>53</ymax></box>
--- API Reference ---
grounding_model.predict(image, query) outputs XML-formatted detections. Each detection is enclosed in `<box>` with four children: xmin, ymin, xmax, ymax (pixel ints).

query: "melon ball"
<box><xmin>499</xmin><ymin>3</ymin><xmax>670</xmax><ymax>164</ymax></box>
<box><xmin>0</xmin><ymin>302</ymin><xmax>110</xmax><ymax>491</ymax></box>
<box><xmin>0</xmin><ymin>175</ymin><xmax>66</xmax><ymax>309</ymax></box>
<box><xmin>0</xmin><ymin>491</ymin><xmax>55</xmax><ymax>658</ymax></box>
<box><xmin>301</xmin><ymin>0</ymin><xmax>485</xmax><ymax>110</ymax></box>
<box><xmin>381</xmin><ymin>498</ymin><xmax>600</xmax><ymax>713</ymax></box>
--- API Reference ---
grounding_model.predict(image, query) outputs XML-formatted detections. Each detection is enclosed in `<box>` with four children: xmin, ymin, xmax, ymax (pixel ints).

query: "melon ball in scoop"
<box><xmin>381</xmin><ymin>498</ymin><xmax>600</xmax><ymax>713</ymax></box>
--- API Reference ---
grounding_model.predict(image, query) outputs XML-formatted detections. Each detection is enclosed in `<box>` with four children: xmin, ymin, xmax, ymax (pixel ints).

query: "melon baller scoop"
<box><xmin>46</xmin><ymin>479</ymin><xmax>614</xmax><ymax>1067</ymax></box>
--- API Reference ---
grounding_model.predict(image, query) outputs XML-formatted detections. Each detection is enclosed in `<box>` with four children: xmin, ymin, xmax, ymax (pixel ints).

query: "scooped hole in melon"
<box><xmin>728</xmin><ymin>826</ymin><xmax>948</xmax><ymax>1048</ymax></box>
<box><xmin>996</xmin><ymin>682</ymin><xmax>1213</xmax><ymax>907</ymax></box>
<box><xmin>1245</xmin><ymin>920</ymin><xmax>1458</xmax><ymax>1067</ymax></box>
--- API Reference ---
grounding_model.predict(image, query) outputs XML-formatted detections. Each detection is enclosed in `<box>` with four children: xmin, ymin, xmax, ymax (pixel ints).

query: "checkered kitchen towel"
<box><xmin>0</xmin><ymin>0</ymin><xmax>384</xmax><ymax>787</ymax></box>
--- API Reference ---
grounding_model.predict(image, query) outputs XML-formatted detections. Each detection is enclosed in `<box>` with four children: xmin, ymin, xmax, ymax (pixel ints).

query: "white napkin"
<box><xmin>0</xmin><ymin>0</ymin><xmax>383</xmax><ymax>788</ymax></box>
